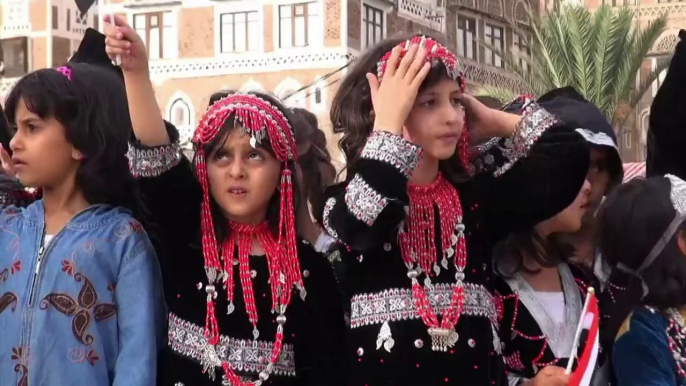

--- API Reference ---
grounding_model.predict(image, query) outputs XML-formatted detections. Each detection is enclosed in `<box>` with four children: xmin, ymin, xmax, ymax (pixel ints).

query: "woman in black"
<box><xmin>322</xmin><ymin>35</ymin><xmax>589</xmax><ymax>385</ymax></box>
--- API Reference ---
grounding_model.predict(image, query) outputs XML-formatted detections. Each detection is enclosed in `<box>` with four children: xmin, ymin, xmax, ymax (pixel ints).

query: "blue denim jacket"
<box><xmin>0</xmin><ymin>201</ymin><xmax>165</xmax><ymax>386</ymax></box>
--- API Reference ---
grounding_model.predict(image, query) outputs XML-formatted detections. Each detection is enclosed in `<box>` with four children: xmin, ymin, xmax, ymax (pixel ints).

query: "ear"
<box><xmin>402</xmin><ymin>125</ymin><xmax>414</xmax><ymax>143</ymax></box>
<box><xmin>677</xmin><ymin>229</ymin><xmax>686</xmax><ymax>257</ymax></box>
<box><xmin>71</xmin><ymin>147</ymin><xmax>84</xmax><ymax>161</ymax></box>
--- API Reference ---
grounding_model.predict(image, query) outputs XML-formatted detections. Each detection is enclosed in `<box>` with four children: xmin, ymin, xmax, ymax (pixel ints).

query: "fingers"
<box><xmin>395</xmin><ymin>44</ymin><xmax>419</xmax><ymax>79</ymax></box>
<box><xmin>366</xmin><ymin>73</ymin><xmax>380</xmax><ymax>103</ymax></box>
<box><xmin>384</xmin><ymin>46</ymin><xmax>402</xmax><ymax>78</ymax></box>
<box><xmin>405</xmin><ymin>47</ymin><xmax>428</xmax><ymax>81</ymax></box>
<box><xmin>105</xmin><ymin>37</ymin><xmax>131</xmax><ymax>56</ymax></box>
<box><xmin>409</xmin><ymin>62</ymin><xmax>431</xmax><ymax>91</ymax></box>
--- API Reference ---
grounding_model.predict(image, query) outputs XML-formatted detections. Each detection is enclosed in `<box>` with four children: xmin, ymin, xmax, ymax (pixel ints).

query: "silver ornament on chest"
<box><xmin>427</xmin><ymin>327</ymin><xmax>458</xmax><ymax>352</ymax></box>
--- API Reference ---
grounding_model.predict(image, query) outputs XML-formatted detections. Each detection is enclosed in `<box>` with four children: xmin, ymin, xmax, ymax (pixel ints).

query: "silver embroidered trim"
<box><xmin>360</xmin><ymin>131</ymin><xmax>422</xmax><ymax>179</ymax></box>
<box><xmin>167</xmin><ymin>312</ymin><xmax>296</xmax><ymax>377</ymax></box>
<box><xmin>667</xmin><ymin>174</ymin><xmax>686</xmax><ymax>216</ymax></box>
<box><xmin>505</xmin><ymin>263</ymin><xmax>581</xmax><ymax>359</ymax></box>
<box><xmin>322</xmin><ymin>197</ymin><xmax>339</xmax><ymax>239</ymax></box>
<box><xmin>495</xmin><ymin>102</ymin><xmax>557</xmax><ymax>177</ymax></box>
<box><xmin>349</xmin><ymin>282</ymin><xmax>497</xmax><ymax>328</ymax></box>
<box><xmin>127</xmin><ymin>141</ymin><xmax>183</xmax><ymax>178</ymax></box>
<box><xmin>344</xmin><ymin>174</ymin><xmax>388</xmax><ymax>226</ymax></box>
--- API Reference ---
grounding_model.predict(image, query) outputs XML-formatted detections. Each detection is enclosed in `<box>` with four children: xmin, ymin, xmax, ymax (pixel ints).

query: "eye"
<box><xmin>418</xmin><ymin>99</ymin><xmax>435</xmax><ymax>107</ymax></box>
<box><xmin>213</xmin><ymin>149</ymin><xmax>229</xmax><ymax>161</ymax></box>
<box><xmin>248</xmin><ymin>151</ymin><xmax>263</xmax><ymax>161</ymax></box>
<box><xmin>451</xmin><ymin>98</ymin><xmax>463</xmax><ymax>107</ymax></box>
<box><xmin>26</xmin><ymin>123</ymin><xmax>38</xmax><ymax>133</ymax></box>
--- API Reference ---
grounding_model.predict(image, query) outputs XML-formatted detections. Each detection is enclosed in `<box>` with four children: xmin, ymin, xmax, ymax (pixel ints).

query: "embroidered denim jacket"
<box><xmin>0</xmin><ymin>201</ymin><xmax>165</xmax><ymax>386</ymax></box>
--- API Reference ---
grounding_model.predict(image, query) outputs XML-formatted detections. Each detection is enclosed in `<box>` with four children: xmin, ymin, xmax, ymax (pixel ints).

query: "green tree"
<box><xmin>478</xmin><ymin>4</ymin><xmax>668</xmax><ymax>133</ymax></box>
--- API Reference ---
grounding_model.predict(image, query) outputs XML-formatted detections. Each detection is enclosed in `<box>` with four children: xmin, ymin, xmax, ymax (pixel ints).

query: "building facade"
<box><xmin>1</xmin><ymin>0</ymin><xmax>539</xmax><ymax>165</ymax></box>
<box><xmin>583</xmin><ymin>0</ymin><xmax>685</xmax><ymax>162</ymax></box>
<box><xmin>0</xmin><ymin>0</ymin><xmax>99</xmax><ymax>99</ymax></box>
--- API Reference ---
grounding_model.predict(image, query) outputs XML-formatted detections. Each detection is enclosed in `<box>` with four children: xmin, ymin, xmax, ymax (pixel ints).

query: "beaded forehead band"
<box><xmin>376</xmin><ymin>36</ymin><xmax>464</xmax><ymax>91</ymax></box>
<box><xmin>192</xmin><ymin>93</ymin><xmax>297</xmax><ymax>161</ymax></box>
<box><xmin>618</xmin><ymin>174</ymin><xmax>686</xmax><ymax>296</ymax></box>
<box><xmin>376</xmin><ymin>36</ymin><xmax>470</xmax><ymax>173</ymax></box>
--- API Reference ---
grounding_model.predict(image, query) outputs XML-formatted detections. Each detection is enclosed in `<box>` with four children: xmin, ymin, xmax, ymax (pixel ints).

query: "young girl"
<box><xmin>0</xmin><ymin>63</ymin><xmax>165</xmax><ymax>385</ymax></box>
<box><xmin>322</xmin><ymin>35</ymin><xmax>590</xmax><ymax>384</ymax></box>
<box><xmin>494</xmin><ymin>177</ymin><xmax>594</xmax><ymax>385</ymax></box>
<box><xmin>290</xmin><ymin>107</ymin><xmax>338</xmax><ymax>251</ymax></box>
<box><xmin>105</xmin><ymin>16</ymin><xmax>345</xmax><ymax>386</ymax></box>
<box><xmin>597</xmin><ymin>176</ymin><xmax>686</xmax><ymax>385</ymax></box>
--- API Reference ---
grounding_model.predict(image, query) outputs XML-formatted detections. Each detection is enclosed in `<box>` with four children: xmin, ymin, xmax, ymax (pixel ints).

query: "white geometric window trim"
<box><xmin>166</xmin><ymin>91</ymin><xmax>195</xmax><ymax>148</ymax></box>
<box><xmin>129</xmin><ymin>8</ymin><xmax>179</xmax><ymax>61</ymax></box>
<box><xmin>240</xmin><ymin>78</ymin><xmax>265</xmax><ymax>93</ymax></box>
<box><xmin>640</xmin><ymin>110</ymin><xmax>650</xmax><ymax>147</ymax></box>
<box><xmin>275</xmin><ymin>77</ymin><xmax>307</xmax><ymax>108</ymax></box>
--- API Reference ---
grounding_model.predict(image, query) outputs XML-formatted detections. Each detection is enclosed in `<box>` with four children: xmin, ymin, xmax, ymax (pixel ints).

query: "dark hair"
<box><xmin>291</xmin><ymin>107</ymin><xmax>336</xmax><ymax>225</ymax></box>
<box><xmin>598</xmin><ymin>177</ymin><xmax>686</xmax><ymax>345</ymax></box>
<box><xmin>4</xmin><ymin>63</ymin><xmax>145</xmax><ymax>219</ymax></box>
<box><xmin>198</xmin><ymin>91</ymin><xmax>306</xmax><ymax>240</ymax></box>
<box><xmin>495</xmin><ymin>229</ymin><xmax>575</xmax><ymax>277</ymax></box>
<box><xmin>330</xmin><ymin>33</ymin><xmax>467</xmax><ymax>181</ymax></box>
<box><xmin>0</xmin><ymin>104</ymin><xmax>12</xmax><ymax>154</ymax></box>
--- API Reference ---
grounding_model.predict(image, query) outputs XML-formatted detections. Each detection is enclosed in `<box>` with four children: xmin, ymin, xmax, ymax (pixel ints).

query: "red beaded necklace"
<box><xmin>399</xmin><ymin>173</ymin><xmax>468</xmax><ymax>351</ymax></box>
<box><xmin>192</xmin><ymin>93</ymin><xmax>302</xmax><ymax>385</ymax></box>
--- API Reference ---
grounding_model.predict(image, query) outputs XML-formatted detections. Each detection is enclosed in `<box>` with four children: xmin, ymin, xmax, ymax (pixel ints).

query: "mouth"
<box><xmin>11</xmin><ymin>158</ymin><xmax>26</xmax><ymax>168</ymax></box>
<box><xmin>437</xmin><ymin>133</ymin><xmax>460</xmax><ymax>141</ymax></box>
<box><xmin>228</xmin><ymin>187</ymin><xmax>248</xmax><ymax>196</ymax></box>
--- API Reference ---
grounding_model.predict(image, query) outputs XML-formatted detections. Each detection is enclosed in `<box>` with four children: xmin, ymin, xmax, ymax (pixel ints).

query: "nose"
<box><xmin>9</xmin><ymin>130</ymin><xmax>21</xmax><ymax>153</ymax></box>
<box><xmin>581</xmin><ymin>178</ymin><xmax>591</xmax><ymax>197</ymax></box>
<box><xmin>442</xmin><ymin>102</ymin><xmax>463</xmax><ymax>126</ymax></box>
<box><xmin>227</xmin><ymin>158</ymin><xmax>246</xmax><ymax>180</ymax></box>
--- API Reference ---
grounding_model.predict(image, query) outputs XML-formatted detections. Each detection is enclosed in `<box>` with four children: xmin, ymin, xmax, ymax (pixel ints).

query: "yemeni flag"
<box><xmin>75</xmin><ymin>0</ymin><xmax>97</xmax><ymax>14</ymax></box>
<box><xmin>566</xmin><ymin>288</ymin><xmax>600</xmax><ymax>386</ymax></box>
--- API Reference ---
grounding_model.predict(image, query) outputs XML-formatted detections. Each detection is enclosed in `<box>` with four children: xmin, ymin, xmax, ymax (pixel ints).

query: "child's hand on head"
<box><xmin>366</xmin><ymin>44</ymin><xmax>431</xmax><ymax>137</ymax></box>
<box><xmin>461</xmin><ymin>94</ymin><xmax>522</xmax><ymax>142</ymax></box>
<box><xmin>104</xmin><ymin>14</ymin><xmax>149</xmax><ymax>75</ymax></box>
<box><xmin>0</xmin><ymin>144</ymin><xmax>15</xmax><ymax>176</ymax></box>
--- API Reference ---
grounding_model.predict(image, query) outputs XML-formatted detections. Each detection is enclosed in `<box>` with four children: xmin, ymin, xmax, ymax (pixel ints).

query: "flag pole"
<box><xmin>566</xmin><ymin>287</ymin><xmax>595</xmax><ymax>374</ymax></box>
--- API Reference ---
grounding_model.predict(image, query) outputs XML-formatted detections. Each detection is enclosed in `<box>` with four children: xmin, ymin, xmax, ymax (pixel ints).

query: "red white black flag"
<box><xmin>567</xmin><ymin>288</ymin><xmax>600</xmax><ymax>386</ymax></box>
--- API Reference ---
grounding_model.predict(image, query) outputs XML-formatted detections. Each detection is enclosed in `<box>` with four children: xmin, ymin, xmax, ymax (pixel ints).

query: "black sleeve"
<box><xmin>321</xmin><ymin>131</ymin><xmax>421</xmax><ymax>252</ymax></box>
<box><xmin>462</xmin><ymin>104</ymin><xmax>590</xmax><ymax>241</ymax></box>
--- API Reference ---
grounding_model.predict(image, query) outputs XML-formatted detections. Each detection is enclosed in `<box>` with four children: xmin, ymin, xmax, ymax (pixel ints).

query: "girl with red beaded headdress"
<box><xmin>104</xmin><ymin>16</ymin><xmax>346</xmax><ymax>386</ymax></box>
<box><xmin>322</xmin><ymin>34</ymin><xmax>590</xmax><ymax>385</ymax></box>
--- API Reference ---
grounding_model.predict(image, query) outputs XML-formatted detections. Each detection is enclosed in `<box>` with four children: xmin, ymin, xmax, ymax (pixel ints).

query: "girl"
<box><xmin>105</xmin><ymin>16</ymin><xmax>346</xmax><ymax>386</ymax></box>
<box><xmin>322</xmin><ymin>35</ymin><xmax>590</xmax><ymax>385</ymax></box>
<box><xmin>0</xmin><ymin>63</ymin><xmax>165</xmax><ymax>385</ymax></box>
<box><xmin>598</xmin><ymin>176</ymin><xmax>686</xmax><ymax>385</ymax></box>
<box><xmin>291</xmin><ymin>107</ymin><xmax>338</xmax><ymax>252</ymax></box>
<box><xmin>494</xmin><ymin>177</ymin><xmax>594</xmax><ymax>385</ymax></box>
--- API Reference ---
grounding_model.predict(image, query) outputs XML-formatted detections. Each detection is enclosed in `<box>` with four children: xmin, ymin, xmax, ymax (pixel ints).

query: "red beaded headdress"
<box><xmin>376</xmin><ymin>35</ymin><xmax>470</xmax><ymax>173</ymax></box>
<box><xmin>191</xmin><ymin>93</ymin><xmax>302</xmax><ymax>335</ymax></box>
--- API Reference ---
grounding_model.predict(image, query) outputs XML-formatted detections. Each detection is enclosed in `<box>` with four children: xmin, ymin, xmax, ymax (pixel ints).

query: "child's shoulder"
<box><xmin>616</xmin><ymin>306</ymin><xmax>669</xmax><ymax>343</ymax></box>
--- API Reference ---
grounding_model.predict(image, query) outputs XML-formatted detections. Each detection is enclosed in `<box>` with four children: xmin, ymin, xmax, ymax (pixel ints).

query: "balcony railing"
<box><xmin>397</xmin><ymin>0</ymin><xmax>446</xmax><ymax>32</ymax></box>
<box><xmin>460</xmin><ymin>58</ymin><xmax>529</xmax><ymax>94</ymax></box>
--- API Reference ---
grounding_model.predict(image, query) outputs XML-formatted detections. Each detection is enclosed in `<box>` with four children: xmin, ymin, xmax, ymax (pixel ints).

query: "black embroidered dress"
<box><xmin>494</xmin><ymin>263</ymin><xmax>598</xmax><ymax>384</ymax></box>
<box><xmin>322</xmin><ymin>103</ymin><xmax>589</xmax><ymax>385</ymax></box>
<box><xmin>128</xmin><ymin>127</ymin><xmax>346</xmax><ymax>386</ymax></box>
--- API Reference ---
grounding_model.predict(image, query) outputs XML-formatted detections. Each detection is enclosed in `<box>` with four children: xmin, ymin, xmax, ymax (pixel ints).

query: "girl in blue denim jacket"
<box><xmin>0</xmin><ymin>62</ymin><xmax>165</xmax><ymax>385</ymax></box>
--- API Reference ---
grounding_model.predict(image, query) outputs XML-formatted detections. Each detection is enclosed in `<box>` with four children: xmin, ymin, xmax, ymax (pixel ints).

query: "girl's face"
<box><xmin>404</xmin><ymin>78</ymin><xmax>465</xmax><ymax>161</ymax></box>
<box><xmin>206</xmin><ymin>125</ymin><xmax>281</xmax><ymax>224</ymax></box>
<box><xmin>10</xmin><ymin>98</ymin><xmax>81</xmax><ymax>188</ymax></box>
<box><xmin>537</xmin><ymin>179</ymin><xmax>592</xmax><ymax>235</ymax></box>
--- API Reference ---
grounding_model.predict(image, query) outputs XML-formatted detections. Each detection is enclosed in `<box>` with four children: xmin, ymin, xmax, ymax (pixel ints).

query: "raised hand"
<box><xmin>103</xmin><ymin>14</ymin><xmax>149</xmax><ymax>75</ymax></box>
<box><xmin>527</xmin><ymin>366</ymin><xmax>570</xmax><ymax>386</ymax></box>
<box><xmin>366</xmin><ymin>44</ymin><xmax>431</xmax><ymax>137</ymax></box>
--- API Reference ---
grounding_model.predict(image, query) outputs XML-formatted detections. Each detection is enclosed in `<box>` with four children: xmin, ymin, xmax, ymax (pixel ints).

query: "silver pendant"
<box><xmin>201</xmin><ymin>345</ymin><xmax>222</xmax><ymax>380</ymax></box>
<box><xmin>424</xmin><ymin>276</ymin><xmax>432</xmax><ymax>288</ymax></box>
<box><xmin>441</xmin><ymin>257</ymin><xmax>449</xmax><ymax>270</ymax></box>
<box><xmin>428</xmin><ymin>327</ymin><xmax>458</xmax><ymax>352</ymax></box>
<box><xmin>249</xmin><ymin>136</ymin><xmax>257</xmax><ymax>148</ymax></box>
<box><xmin>227</xmin><ymin>302</ymin><xmax>235</xmax><ymax>315</ymax></box>
<box><xmin>433</xmin><ymin>264</ymin><xmax>441</xmax><ymax>276</ymax></box>
<box><xmin>376</xmin><ymin>320</ymin><xmax>395</xmax><ymax>352</ymax></box>
<box><xmin>253</xmin><ymin>326</ymin><xmax>260</xmax><ymax>340</ymax></box>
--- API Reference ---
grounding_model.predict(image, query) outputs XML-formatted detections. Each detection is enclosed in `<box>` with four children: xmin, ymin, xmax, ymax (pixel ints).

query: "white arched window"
<box><xmin>240</xmin><ymin>78</ymin><xmax>265</xmax><ymax>93</ymax></box>
<box><xmin>166</xmin><ymin>92</ymin><xmax>195</xmax><ymax>148</ymax></box>
<box><xmin>275</xmin><ymin>77</ymin><xmax>306</xmax><ymax>108</ymax></box>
